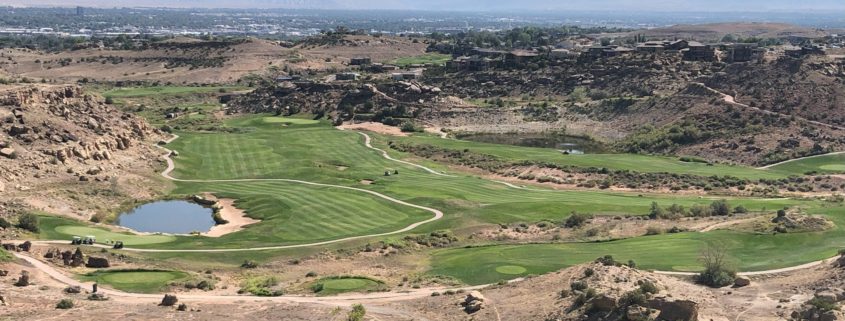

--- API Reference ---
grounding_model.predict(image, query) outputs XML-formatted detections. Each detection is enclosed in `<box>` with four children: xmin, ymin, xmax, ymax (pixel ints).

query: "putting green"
<box><xmin>54</xmin><ymin>225</ymin><xmax>176</xmax><ymax>245</ymax></box>
<box><xmin>79</xmin><ymin>270</ymin><xmax>188</xmax><ymax>293</ymax></box>
<box><xmin>819</xmin><ymin>164</ymin><xmax>845</xmax><ymax>171</ymax></box>
<box><xmin>495</xmin><ymin>265</ymin><xmax>528</xmax><ymax>275</ymax></box>
<box><xmin>312</xmin><ymin>277</ymin><xmax>384</xmax><ymax>295</ymax></box>
<box><xmin>262</xmin><ymin>117</ymin><xmax>319</xmax><ymax>125</ymax></box>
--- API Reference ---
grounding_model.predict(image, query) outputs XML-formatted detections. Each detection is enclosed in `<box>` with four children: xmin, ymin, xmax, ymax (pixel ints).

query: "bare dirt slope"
<box><xmin>0</xmin><ymin>35</ymin><xmax>427</xmax><ymax>84</ymax></box>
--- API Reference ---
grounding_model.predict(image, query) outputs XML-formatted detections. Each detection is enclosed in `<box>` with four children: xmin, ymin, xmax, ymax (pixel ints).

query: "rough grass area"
<box><xmin>310</xmin><ymin>276</ymin><xmax>386</xmax><ymax>295</ymax></box>
<box><xmin>767</xmin><ymin>153</ymin><xmax>845</xmax><ymax>175</ymax></box>
<box><xmin>391</xmin><ymin>53</ymin><xmax>451</xmax><ymax>67</ymax></box>
<box><xmin>78</xmin><ymin>269</ymin><xmax>189</xmax><ymax>293</ymax></box>
<box><xmin>0</xmin><ymin>248</ymin><xmax>12</xmax><ymax>262</ymax></box>
<box><xmin>102</xmin><ymin>86</ymin><xmax>247</xmax><ymax>98</ymax></box>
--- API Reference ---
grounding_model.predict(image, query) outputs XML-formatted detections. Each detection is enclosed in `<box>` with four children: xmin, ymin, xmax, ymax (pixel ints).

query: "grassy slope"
<box><xmin>767</xmin><ymin>153</ymin><xmax>845</xmax><ymax>175</ymax></box>
<box><xmin>102</xmin><ymin>86</ymin><xmax>247</xmax><ymax>98</ymax></box>
<box><xmin>384</xmin><ymin>134</ymin><xmax>793</xmax><ymax>180</ymax></box>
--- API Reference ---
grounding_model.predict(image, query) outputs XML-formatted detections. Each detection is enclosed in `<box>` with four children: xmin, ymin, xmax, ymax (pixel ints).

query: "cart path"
<box><xmin>756</xmin><ymin>151</ymin><xmax>845</xmax><ymax>170</ymax></box>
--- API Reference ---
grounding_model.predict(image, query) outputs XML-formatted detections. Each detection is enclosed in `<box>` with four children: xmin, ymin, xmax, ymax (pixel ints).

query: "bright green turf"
<box><xmin>40</xmin><ymin>216</ymin><xmax>176</xmax><ymax>245</ymax></box>
<box><xmin>430</xmin><ymin>206</ymin><xmax>845</xmax><ymax>285</ymax></box>
<box><xmin>102</xmin><ymin>86</ymin><xmax>247</xmax><ymax>98</ymax></box>
<box><xmin>767</xmin><ymin>153</ymin><xmax>845</xmax><ymax>175</ymax></box>
<box><xmin>311</xmin><ymin>277</ymin><xmax>385</xmax><ymax>295</ymax></box>
<box><xmin>262</xmin><ymin>116</ymin><xmax>320</xmax><ymax>125</ymax></box>
<box><xmin>391</xmin><ymin>53</ymin><xmax>451</xmax><ymax>67</ymax></box>
<box><xmin>495</xmin><ymin>265</ymin><xmax>527</xmax><ymax>275</ymax></box>
<box><xmin>78</xmin><ymin>270</ymin><xmax>189</xmax><ymax>293</ymax></box>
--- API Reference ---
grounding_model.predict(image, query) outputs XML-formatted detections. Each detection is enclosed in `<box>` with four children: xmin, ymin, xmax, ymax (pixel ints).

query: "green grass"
<box><xmin>382</xmin><ymin>134</ymin><xmax>792</xmax><ymax>180</ymax></box>
<box><xmin>767</xmin><ymin>153</ymin><xmax>845</xmax><ymax>175</ymax></box>
<box><xmin>0</xmin><ymin>248</ymin><xmax>12</xmax><ymax>262</ymax></box>
<box><xmin>102</xmin><ymin>86</ymin><xmax>247</xmax><ymax>98</ymax></box>
<box><xmin>310</xmin><ymin>276</ymin><xmax>385</xmax><ymax>295</ymax></box>
<box><xmin>262</xmin><ymin>116</ymin><xmax>320</xmax><ymax>125</ymax></box>
<box><xmin>39</xmin><ymin>216</ymin><xmax>176</xmax><ymax>246</ymax></box>
<box><xmin>391</xmin><ymin>53</ymin><xmax>452</xmax><ymax>67</ymax></box>
<box><xmin>78</xmin><ymin>269</ymin><xmax>189</xmax><ymax>293</ymax></box>
<box><xmin>430</xmin><ymin>206</ymin><xmax>845</xmax><ymax>285</ymax></box>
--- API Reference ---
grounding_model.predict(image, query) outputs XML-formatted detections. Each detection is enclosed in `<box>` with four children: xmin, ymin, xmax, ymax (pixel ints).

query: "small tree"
<box><xmin>648</xmin><ymin>202</ymin><xmax>664</xmax><ymax>219</ymax></box>
<box><xmin>695</xmin><ymin>243</ymin><xmax>736</xmax><ymax>287</ymax></box>
<box><xmin>16</xmin><ymin>213</ymin><xmax>39</xmax><ymax>233</ymax></box>
<box><xmin>564</xmin><ymin>211</ymin><xmax>590</xmax><ymax>228</ymax></box>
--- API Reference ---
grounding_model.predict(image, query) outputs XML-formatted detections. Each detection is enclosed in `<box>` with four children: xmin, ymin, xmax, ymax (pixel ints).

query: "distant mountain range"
<box><xmin>6</xmin><ymin>0</ymin><xmax>845</xmax><ymax>12</ymax></box>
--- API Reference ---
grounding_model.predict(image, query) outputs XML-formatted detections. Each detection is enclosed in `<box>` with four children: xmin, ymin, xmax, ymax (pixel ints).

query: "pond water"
<box><xmin>115</xmin><ymin>200</ymin><xmax>215</xmax><ymax>234</ymax></box>
<box><xmin>457</xmin><ymin>133</ymin><xmax>607</xmax><ymax>154</ymax></box>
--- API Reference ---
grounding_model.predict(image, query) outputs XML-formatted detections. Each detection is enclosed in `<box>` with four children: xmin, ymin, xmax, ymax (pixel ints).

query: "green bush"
<box><xmin>0</xmin><ymin>217</ymin><xmax>10</xmax><ymax>229</ymax></box>
<box><xmin>710</xmin><ymin>199</ymin><xmax>730</xmax><ymax>216</ymax></box>
<box><xmin>564</xmin><ymin>211</ymin><xmax>591</xmax><ymax>228</ymax></box>
<box><xmin>639</xmin><ymin>280</ymin><xmax>659</xmax><ymax>294</ymax></box>
<box><xmin>56</xmin><ymin>299</ymin><xmax>74</xmax><ymax>309</ymax></box>
<box><xmin>570</xmin><ymin>280</ymin><xmax>588</xmax><ymax>291</ymax></box>
<box><xmin>347</xmin><ymin>304</ymin><xmax>366</xmax><ymax>321</ymax></box>
<box><xmin>16</xmin><ymin>213</ymin><xmax>39</xmax><ymax>233</ymax></box>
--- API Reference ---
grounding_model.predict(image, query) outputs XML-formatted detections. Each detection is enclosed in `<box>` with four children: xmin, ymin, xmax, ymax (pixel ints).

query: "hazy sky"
<box><xmin>6</xmin><ymin>0</ymin><xmax>845</xmax><ymax>12</ymax></box>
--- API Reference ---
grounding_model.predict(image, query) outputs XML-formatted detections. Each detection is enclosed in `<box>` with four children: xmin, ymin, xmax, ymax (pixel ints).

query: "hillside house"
<box><xmin>391</xmin><ymin>70</ymin><xmax>423</xmax><ymax>81</ymax></box>
<box><xmin>506</xmin><ymin>49</ymin><xmax>541</xmax><ymax>65</ymax></box>
<box><xmin>350</xmin><ymin>57</ymin><xmax>372</xmax><ymax>65</ymax></box>
<box><xmin>683</xmin><ymin>42</ymin><xmax>716</xmax><ymax>61</ymax></box>
<box><xmin>726</xmin><ymin>43</ymin><xmax>762</xmax><ymax>62</ymax></box>
<box><xmin>636</xmin><ymin>41</ymin><xmax>665</xmax><ymax>54</ymax></box>
<box><xmin>550</xmin><ymin>48</ymin><xmax>578</xmax><ymax>58</ymax></box>
<box><xmin>335</xmin><ymin>72</ymin><xmax>360</xmax><ymax>81</ymax></box>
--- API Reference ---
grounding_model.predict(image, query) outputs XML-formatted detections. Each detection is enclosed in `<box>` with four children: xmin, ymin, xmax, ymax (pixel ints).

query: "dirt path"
<box><xmin>356</xmin><ymin>132</ymin><xmax>456</xmax><ymax>177</ymax></box>
<box><xmin>697</xmin><ymin>83</ymin><xmax>845</xmax><ymax>132</ymax></box>
<box><xmin>11</xmin><ymin>250</ymin><xmax>489</xmax><ymax>307</ymax></box>
<box><xmin>654</xmin><ymin>255</ymin><xmax>840</xmax><ymax>277</ymax></box>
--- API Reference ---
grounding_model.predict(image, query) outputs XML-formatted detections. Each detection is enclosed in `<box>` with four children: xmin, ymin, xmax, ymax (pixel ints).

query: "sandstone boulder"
<box><xmin>14</xmin><ymin>271</ymin><xmax>30</xmax><ymax>287</ymax></box>
<box><xmin>0</xmin><ymin>148</ymin><xmax>15</xmax><ymax>159</ymax></box>
<box><xmin>86</xmin><ymin>257</ymin><xmax>110</xmax><ymax>268</ymax></box>
<box><xmin>160</xmin><ymin>294</ymin><xmax>178</xmax><ymax>306</ymax></box>
<box><xmin>734</xmin><ymin>277</ymin><xmax>751</xmax><ymax>287</ymax></box>
<box><xmin>462</xmin><ymin>291</ymin><xmax>486</xmax><ymax>313</ymax></box>
<box><xmin>64</xmin><ymin>286</ymin><xmax>82</xmax><ymax>294</ymax></box>
<box><xmin>590</xmin><ymin>294</ymin><xmax>618</xmax><ymax>312</ymax></box>
<box><xmin>647</xmin><ymin>298</ymin><xmax>699</xmax><ymax>321</ymax></box>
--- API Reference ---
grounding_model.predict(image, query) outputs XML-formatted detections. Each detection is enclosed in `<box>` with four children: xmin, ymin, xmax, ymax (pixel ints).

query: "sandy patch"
<box><xmin>202</xmin><ymin>193</ymin><xmax>260</xmax><ymax>237</ymax></box>
<box><xmin>360</xmin><ymin>179</ymin><xmax>374</xmax><ymax>185</ymax></box>
<box><xmin>338</xmin><ymin>122</ymin><xmax>408</xmax><ymax>136</ymax></box>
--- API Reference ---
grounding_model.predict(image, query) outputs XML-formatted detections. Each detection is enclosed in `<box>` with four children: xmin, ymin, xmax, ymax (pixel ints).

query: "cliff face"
<box><xmin>0</xmin><ymin>84</ymin><xmax>162</xmax><ymax>190</ymax></box>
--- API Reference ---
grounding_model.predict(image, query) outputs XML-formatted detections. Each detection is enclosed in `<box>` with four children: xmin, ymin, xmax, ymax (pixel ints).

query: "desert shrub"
<box><xmin>619</xmin><ymin>289</ymin><xmax>648</xmax><ymax>307</ymax></box>
<box><xmin>570</xmin><ymin>280</ymin><xmax>588</xmax><ymax>291</ymax></box>
<box><xmin>347</xmin><ymin>304</ymin><xmax>366</xmax><ymax>321</ymax></box>
<box><xmin>777</xmin><ymin>209</ymin><xmax>787</xmax><ymax>218</ymax></box>
<box><xmin>56</xmin><ymin>299</ymin><xmax>74</xmax><ymax>309</ymax></box>
<box><xmin>595</xmin><ymin>255</ymin><xmax>620</xmax><ymax>266</ymax></box>
<box><xmin>710</xmin><ymin>199</ymin><xmax>730</xmax><ymax>216</ymax></box>
<box><xmin>306</xmin><ymin>271</ymin><xmax>318</xmax><ymax>277</ymax></box>
<box><xmin>0</xmin><ymin>217</ymin><xmax>10</xmax><ymax>229</ymax></box>
<box><xmin>240</xmin><ymin>260</ymin><xmax>258</xmax><ymax>269</ymax></box>
<box><xmin>583</xmin><ymin>268</ymin><xmax>594</xmax><ymax>277</ymax></box>
<box><xmin>695</xmin><ymin>244</ymin><xmax>736</xmax><ymax>287</ymax></box>
<box><xmin>648</xmin><ymin>202</ymin><xmax>664</xmax><ymax>219</ymax></box>
<box><xmin>638</xmin><ymin>280</ymin><xmax>659</xmax><ymax>294</ymax></box>
<box><xmin>564</xmin><ymin>211</ymin><xmax>591</xmax><ymax>228</ymax></box>
<box><xmin>733</xmin><ymin>205</ymin><xmax>748</xmax><ymax>214</ymax></box>
<box><xmin>808</xmin><ymin>297</ymin><xmax>838</xmax><ymax>312</ymax></box>
<box><xmin>16</xmin><ymin>213</ymin><xmax>39</xmax><ymax>233</ymax></box>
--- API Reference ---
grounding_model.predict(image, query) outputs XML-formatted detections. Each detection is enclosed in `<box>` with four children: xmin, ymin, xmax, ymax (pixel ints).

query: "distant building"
<box><xmin>76</xmin><ymin>6</ymin><xmax>84</xmax><ymax>16</ymax></box>
<box><xmin>726</xmin><ymin>43</ymin><xmax>761</xmax><ymax>63</ymax></box>
<box><xmin>683</xmin><ymin>42</ymin><xmax>716</xmax><ymax>61</ymax></box>
<box><xmin>505</xmin><ymin>49</ymin><xmax>541</xmax><ymax>65</ymax></box>
<box><xmin>391</xmin><ymin>70</ymin><xmax>422</xmax><ymax>81</ymax></box>
<box><xmin>550</xmin><ymin>48</ymin><xmax>578</xmax><ymax>58</ymax></box>
<box><xmin>350</xmin><ymin>57</ymin><xmax>371</xmax><ymax>66</ymax></box>
<box><xmin>636</xmin><ymin>41</ymin><xmax>665</xmax><ymax>54</ymax></box>
<box><xmin>335</xmin><ymin>72</ymin><xmax>360</xmax><ymax>81</ymax></box>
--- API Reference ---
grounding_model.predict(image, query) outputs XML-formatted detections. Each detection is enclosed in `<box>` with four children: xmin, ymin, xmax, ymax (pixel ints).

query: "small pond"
<box><xmin>115</xmin><ymin>200</ymin><xmax>215</xmax><ymax>234</ymax></box>
<box><xmin>457</xmin><ymin>133</ymin><xmax>607</xmax><ymax>154</ymax></box>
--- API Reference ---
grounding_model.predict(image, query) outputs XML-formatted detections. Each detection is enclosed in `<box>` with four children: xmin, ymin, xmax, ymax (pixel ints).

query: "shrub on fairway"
<box><xmin>564</xmin><ymin>211</ymin><xmax>591</xmax><ymax>228</ymax></box>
